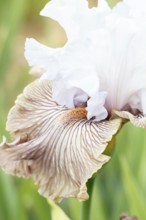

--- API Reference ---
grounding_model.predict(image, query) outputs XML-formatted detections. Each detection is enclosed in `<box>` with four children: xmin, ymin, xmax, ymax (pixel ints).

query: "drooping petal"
<box><xmin>0</xmin><ymin>80</ymin><xmax>122</xmax><ymax>201</ymax></box>
<box><xmin>114</xmin><ymin>110</ymin><xmax>146</xmax><ymax>128</ymax></box>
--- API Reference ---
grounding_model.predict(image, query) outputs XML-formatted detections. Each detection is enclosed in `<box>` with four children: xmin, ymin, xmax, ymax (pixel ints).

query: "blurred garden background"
<box><xmin>0</xmin><ymin>0</ymin><xmax>146</xmax><ymax>219</ymax></box>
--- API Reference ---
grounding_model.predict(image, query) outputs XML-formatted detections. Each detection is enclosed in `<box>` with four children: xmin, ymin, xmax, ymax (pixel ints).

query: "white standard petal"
<box><xmin>90</xmin><ymin>14</ymin><xmax>146</xmax><ymax>115</ymax></box>
<box><xmin>98</xmin><ymin>0</ymin><xmax>111</xmax><ymax>12</ymax></box>
<box><xmin>57</xmin><ymin>40</ymin><xmax>100</xmax><ymax>96</ymax></box>
<box><xmin>24</xmin><ymin>38</ymin><xmax>61</xmax><ymax>80</ymax></box>
<box><xmin>24</xmin><ymin>0</ymin><xmax>146</xmax><ymax>121</ymax></box>
<box><xmin>24</xmin><ymin>38</ymin><xmax>103</xmax><ymax>117</ymax></box>
<box><xmin>123</xmin><ymin>0</ymin><xmax>146</xmax><ymax>15</ymax></box>
<box><xmin>40</xmin><ymin>0</ymin><xmax>107</xmax><ymax>40</ymax></box>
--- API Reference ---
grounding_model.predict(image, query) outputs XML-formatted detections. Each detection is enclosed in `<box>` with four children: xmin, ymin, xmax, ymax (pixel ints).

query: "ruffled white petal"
<box><xmin>25</xmin><ymin>0</ymin><xmax>146</xmax><ymax>121</ymax></box>
<box><xmin>124</xmin><ymin>0</ymin><xmax>146</xmax><ymax>15</ymax></box>
<box><xmin>25</xmin><ymin>36</ymin><xmax>103</xmax><ymax>120</ymax></box>
<box><xmin>25</xmin><ymin>38</ymin><xmax>61</xmax><ymax>80</ymax></box>
<box><xmin>0</xmin><ymin>80</ymin><xmax>122</xmax><ymax>201</ymax></box>
<box><xmin>98</xmin><ymin>0</ymin><xmax>111</xmax><ymax>12</ymax></box>
<box><xmin>40</xmin><ymin>0</ymin><xmax>108</xmax><ymax>41</ymax></box>
<box><xmin>93</xmin><ymin>12</ymin><xmax>146</xmax><ymax>114</ymax></box>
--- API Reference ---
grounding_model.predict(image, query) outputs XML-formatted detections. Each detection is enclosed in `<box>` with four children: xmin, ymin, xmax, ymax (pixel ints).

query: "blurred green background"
<box><xmin>0</xmin><ymin>0</ymin><xmax>146</xmax><ymax>219</ymax></box>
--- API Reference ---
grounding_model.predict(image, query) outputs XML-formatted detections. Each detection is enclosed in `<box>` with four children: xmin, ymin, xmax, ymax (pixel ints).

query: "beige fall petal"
<box><xmin>0</xmin><ymin>80</ymin><xmax>122</xmax><ymax>201</ymax></box>
<box><xmin>114</xmin><ymin>110</ymin><xmax>146</xmax><ymax>128</ymax></box>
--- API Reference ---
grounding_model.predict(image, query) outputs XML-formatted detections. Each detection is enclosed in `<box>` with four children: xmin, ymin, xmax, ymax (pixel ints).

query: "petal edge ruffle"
<box><xmin>0</xmin><ymin>80</ymin><xmax>122</xmax><ymax>201</ymax></box>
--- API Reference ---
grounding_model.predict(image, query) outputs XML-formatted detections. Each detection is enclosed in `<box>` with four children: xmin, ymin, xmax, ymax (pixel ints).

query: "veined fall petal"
<box><xmin>114</xmin><ymin>110</ymin><xmax>146</xmax><ymax>128</ymax></box>
<box><xmin>0</xmin><ymin>80</ymin><xmax>122</xmax><ymax>201</ymax></box>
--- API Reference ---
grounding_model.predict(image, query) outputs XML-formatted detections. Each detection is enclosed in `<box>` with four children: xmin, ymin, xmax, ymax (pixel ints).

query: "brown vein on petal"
<box><xmin>0</xmin><ymin>80</ymin><xmax>122</xmax><ymax>201</ymax></box>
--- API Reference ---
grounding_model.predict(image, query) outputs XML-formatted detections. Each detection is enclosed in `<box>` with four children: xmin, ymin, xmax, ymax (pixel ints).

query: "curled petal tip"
<box><xmin>0</xmin><ymin>136</ymin><xmax>6</xmax><ymax>147</ymax></box>
<box><xmin>114</xmin><ymin>110</ymin><xmax>146</xmax><ymax>128</ymax></box>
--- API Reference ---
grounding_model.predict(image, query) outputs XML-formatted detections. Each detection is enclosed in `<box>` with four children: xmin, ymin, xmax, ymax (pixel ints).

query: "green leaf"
<box><xmin>107</xmin><ymin>0</ymin><xmax>122</xmax><ymax>7</ymax></box>
<box><xmin>120</xmin><ymin>156</ymin><xmax>146</xmax><ymax>219</ymax></box>
<box><xmin>48</xmin><ymin>199</ymin><xmax>71</xmax><ymax>220</ymax></box>
<box><xmin>0</xmin><ymin>0</ymin><xmax>27</xmax><ymax>83</ymax></box>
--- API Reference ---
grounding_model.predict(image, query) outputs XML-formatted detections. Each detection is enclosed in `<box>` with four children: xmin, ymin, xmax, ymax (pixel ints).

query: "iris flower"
<box><xmin>0</xmin><ymin>0</ymin><xmax>146</xmax><ymax>201</ymax></box>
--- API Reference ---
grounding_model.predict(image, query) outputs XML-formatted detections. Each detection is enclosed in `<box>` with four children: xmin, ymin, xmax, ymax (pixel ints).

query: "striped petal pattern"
<box><xmin>0</xmin><ymin>80</ymin><xmax>122</xmax><ymax>201</ymax></box>
<box><xmin>114</xmin><ymin>110</ymin><xmax>146</xmax><ymax>128</ymax></box>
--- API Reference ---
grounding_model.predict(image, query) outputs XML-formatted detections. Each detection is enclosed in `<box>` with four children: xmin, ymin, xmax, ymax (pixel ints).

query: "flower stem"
<box><xmin>80</xmin><ymin>177</ymin><xmax>95</xmax><ymax>220</ymax></box>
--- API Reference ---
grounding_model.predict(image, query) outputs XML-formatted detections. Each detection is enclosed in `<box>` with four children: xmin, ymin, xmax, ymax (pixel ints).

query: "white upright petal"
<box><xmin>40</xmin><ymin>0</ymin><xmax>105</xmax><ymax>40</ymax></box>
<box><xmin>93</xmin><ymin>14</ymin><xmax>146</xmax><ymax>114</ymax></box>
<box><xmin>25</xmin><ymin>38</ymin><xmax>61</xmax><ymax>80</ymax></box>
<box><xmin>25</xmin><ymin>0</ymin><xmax>146</xmax><ymax>122</ymax></box>
<box><xmin>124</xmin><ymin>0</ymin><xmax>146</xmax><ymax>14</ymax></box>
<box><xmin>98</xmin><ymin>0</ymin><xmax>111</xmax><ymax>11</ymax></box>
